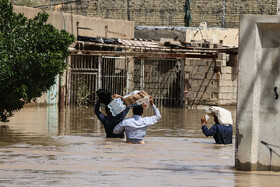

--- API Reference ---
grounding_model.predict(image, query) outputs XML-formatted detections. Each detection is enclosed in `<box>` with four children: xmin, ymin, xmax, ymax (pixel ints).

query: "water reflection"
<box><xmin>58</xmin><ymin>105</ymin><xmax>236</xmax><ymax>138</ymax></box>
<box><xmin>0</xmin><ymin>105</ymin><xmax>279</xmax><ymax>186</ymax></box>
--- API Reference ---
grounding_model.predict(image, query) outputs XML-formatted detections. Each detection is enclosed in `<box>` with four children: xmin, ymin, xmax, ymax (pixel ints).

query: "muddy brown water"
<box><xmin>0</xmin><ymin>105</ymin><xmax>280</xmax><ymax>186</ymax></box>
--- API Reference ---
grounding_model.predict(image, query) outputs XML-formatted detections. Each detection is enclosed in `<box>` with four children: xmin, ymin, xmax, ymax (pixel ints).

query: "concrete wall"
<box><xmin>13</xmin><ymin>5</ymin><xmax>134</xmax><ymax>105</ymax></box>
<box><xmin>236</xmin><ymin>15</ymin><xmax>280</xmax><ymax>171</ymax></box>
<box><xmin>135</xmin><ymin>26</ymin><xmax>186</xmax><ymax>41</ymax></box>
<box><xmin>13</xmin><ymin>6</ymin><xmax>134</xmax><ymax>39</ymax></box>
<box><xmin>185</xmin><ymin>28</ymin><xmax>239</xmax><ymax>47</ymax></box>
<box><xmin>12</xmin><ymin>0</ymin><xmax>278</xmax><ymax>28</ymax></box>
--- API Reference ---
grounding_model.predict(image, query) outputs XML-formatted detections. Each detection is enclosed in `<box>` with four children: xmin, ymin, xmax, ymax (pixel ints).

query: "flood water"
<box><xmin>1</xmin><ymin>105</ymin><xmax>280</xmax><ymax>186</ymax></box>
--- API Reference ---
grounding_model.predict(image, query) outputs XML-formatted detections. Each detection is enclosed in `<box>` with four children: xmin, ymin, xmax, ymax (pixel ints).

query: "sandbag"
<box><xmin>206</xmin><ymin>106</ymin><xmax>233</xmax><ymax>125</ymax></box>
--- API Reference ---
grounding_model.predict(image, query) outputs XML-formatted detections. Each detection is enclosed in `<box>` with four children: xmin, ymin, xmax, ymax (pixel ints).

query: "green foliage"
<box><xmin>0</xmin><ymin>0</ymin><xmax>75</xmax><ymax>122</ymax></box>
<box><xmin>76</xmin><ymin>77</ymin><xmax>91</xmax><ymax>106</ymax></box>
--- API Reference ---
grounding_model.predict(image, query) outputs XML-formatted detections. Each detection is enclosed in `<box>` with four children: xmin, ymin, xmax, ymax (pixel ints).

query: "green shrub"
<box><xmin>0</xmin><ymin>0</ymin><xmax>75</xmax><ymax>122</ymax></box>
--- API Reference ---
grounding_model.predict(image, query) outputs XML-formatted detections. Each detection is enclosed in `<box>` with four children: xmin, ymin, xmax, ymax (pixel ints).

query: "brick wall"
<box><xmin>12</xmin><ymin>0</ymin><xmax>278</xmax><ymax>28</ymax></box>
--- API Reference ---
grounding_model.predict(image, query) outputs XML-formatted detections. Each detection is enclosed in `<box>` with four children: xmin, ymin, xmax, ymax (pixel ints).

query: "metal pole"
<box><xmin>59</xmin><ymin>72</ymin><xmax>65</xmax><ymax>111</ymax></box>
<box><xmin>67</xmin><ymin>56</ymin><xmax>72</xmax><ymax>105</ymax></box>
<box><xmin>127</xmin><ymin>0</ymin><xmax>130</xmax><ymax>20</ymax></box>
<box><xmin>71</xmin><ymin>4</ymin><xmax>73</xmax><ymax>34</ymax></box>
<box><xmin>180</xmin><ymin>59</ymin><xmax>185</xmax><ymax>107</ymax></box>
<box><xmin>76</xmin><ymin>22</ymin><xmax>79</xmax><ymax>38</ymax></box>
<box><xmin>126</xmin><ymin>58</ymin><xmax>129</xmax><ymax>95</ymax></box>
<box><xmin>98</xmin><ymin>56</ymin><xmax>102</xmax><ymax>89</ymax></box>
<box><xmin>140</xmin><ymin>59</ymin><xmax>144</xmax><ymax>90</ymax></box>
<box><xmin>222</xmin><ymin>0</ymin><xmax>226</xmax><ymax>28</ymax></box>
<box><xmin>278</xmin><ymin>0</ymin><xmax>280</xmax><ymax>14</ymax></box>
<box><xmin>50</xmin><ymin>1</ymin><xmax>53</xmax><ymax>11</ymax></box>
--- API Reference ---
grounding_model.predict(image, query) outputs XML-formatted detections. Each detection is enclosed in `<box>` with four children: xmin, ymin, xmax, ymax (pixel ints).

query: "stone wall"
<box><xmin>12</xmin><ymin>0</ymin><xmax>278</xmax><ymax>28</ymax></box>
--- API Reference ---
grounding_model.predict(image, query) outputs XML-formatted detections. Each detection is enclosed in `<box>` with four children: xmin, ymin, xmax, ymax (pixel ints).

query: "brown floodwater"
<box><xmin>0</xmin><ymin>104</ymin><xmax>280</xmax><ymax>186</ymax></box>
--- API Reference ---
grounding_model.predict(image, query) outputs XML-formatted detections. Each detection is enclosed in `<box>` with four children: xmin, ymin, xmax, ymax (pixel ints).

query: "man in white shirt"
<box><xmin>113</xmin><ymin>97</ymin><xmax>161</xmax><ymax>144</ymax></box>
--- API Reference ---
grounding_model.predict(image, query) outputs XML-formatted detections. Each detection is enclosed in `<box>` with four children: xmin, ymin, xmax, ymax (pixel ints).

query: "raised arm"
<box><xmin>142</xmin><ymin>104</ymin><xmax>161</xmax><ymax>126</ymax></box>
<box><xmin>115</xmin><ymin>107</ymin><xmax>130</xmax><ymax>121</ymax></box>
<box><xmin>94</xmin><ymin>100</ymin><xmax>105</xmax><ymax>122</ymax></box>
<box><xmin>201</xmin><ymin>124</ymin><xmax>217</xmax><ymax>137</ymax></box>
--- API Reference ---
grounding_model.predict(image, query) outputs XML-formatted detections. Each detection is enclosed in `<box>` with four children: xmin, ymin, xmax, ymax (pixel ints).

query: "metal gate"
<box><xmin>68</xmin><ymin>55</ymin><xmax>184</xmax><ymax>107</ymax></box>
<box><xmin>68</xmin><ymin>55</ymin><xmax>128</xmax><ymax>105</ymax></box>
<box><xmin>68</xmin><ymin>55</ymin><xmax>99</xmax><ymax>105</ymax></box>
<box><xmin>133</xmin><ymin>58</ymin><xmax>185</xmax><ymax>107</ymax></box>
<box><xmin>100</xmin><ymin>56</ymin><xmax>128</xmax><ymax>96</ymax></box>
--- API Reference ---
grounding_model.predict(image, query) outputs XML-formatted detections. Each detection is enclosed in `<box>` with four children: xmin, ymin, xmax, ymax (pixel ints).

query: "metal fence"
<box><xmin>133</xmin><ymin>58</ymin><xmax>185</xmax><ymax>107</ymax></box>
<box><xmin>67</xmin><ymin>55</ymin><xmax>184</xmax><ymax>107</ymax></box>
<box><xmin>100</xmin><ymin>56</ymin><xmax>128</xmax><ymax>96</ymax></box>
<box><xmin>68</xmin><ymin>55</ymin><xmax>99</xmax><ymax>105</ymax></box>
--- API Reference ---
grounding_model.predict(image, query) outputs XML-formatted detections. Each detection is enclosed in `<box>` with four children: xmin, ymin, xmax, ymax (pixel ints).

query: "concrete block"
<box><xmin>219</xmin><ymin>80</ymin><xmax>233</xmax><ymax>87</ymax></box>
<box><xmin>218</xmin><ymin>53</ymin><xmax>227</xmax><ymax>61</ymax></box>
<box><xmin>219</xmin><ymin>87</ymin><xmax>233</xmax><ymax>93</ymax></box>
<box><xmin>232</xmin><ymin>93</ymin><xmax>237</xmax><ymax>100</ymax></box>
<box><xmin>192</xmin><ymin>73</ymin><xmax>206</xmax><ymax>80</ymax></box>
<box><xmin>218</xmin><ymin>99</ymin><xmax>232</xmax><ymax>105</ymax></box>
<box><xmin>219</xmin><ymin>93</ymin><xmax>232</xmax><ymax>100</ymax></box>
<box><xmin>191</xmin><ymin>86</ymin><xmax>203</xmax><ymax>92</ymax></box>
<box><xmin>221</xmin><ymin>67</ymin><xmax>233</xmax><ymax>74</ymax></box>
<box><xmin>207</xmin><ymin>86</ymin><xmax>219</xmax><ymax>92</ymax></box>
<box><xmin>209</xmin><ymin>80</ymin><xmax>219</xmax><ymax>87</ymax></box>
<box><xmin>190</xmin><ymin>60</ymin><xmax>199</xmax><ymax>66</ymax></box>
<box><xmin>190</xmin><ymin>60</ymin><xmax>206</xmax><ymax>66</ymax></box>
<box><xmin>202</xmin><ymin>93</ymin><xmax>211</xmax><ymax>99</ymax></box>
<box><xmin>211</xmin><ymin>92</ymin><xmax>219</xmax><ymax>100</ymax></box>
<box><xmin>198</xmin><ymin>66</ymin><xmax>210</xmax><ymax>73</ymax></box>
<box><xmin>206</xmin><ymin>71</ymin><xmax>215</xmax><ymax>79</ymax></box>
<box><xmin>206</xmin><ymin>60</ymin><xmax>215</xmax><ymax>67</ymax></box>
<box><xmin>185</xmin><ymin>65</ymin><xmax>198</xmax><ymax>73</ymax></box>
<box><xmin>189</xmin><ymin>79</ymin><xmax>198</xmax><ymax>86</ymax></box>
<box><xmin>215</xmin><ymin>60</ymin><xmax>224</xmax><ymax>67</ymax></box>
<box><xmin>221</xmin><ymin>74</ymin><xmax>232</xmax><ymax>80</ymax></box>
<box><xmin>232</xmin><ymin>80</ymin><xmax>238</xmax><ymax>87</ymax></box>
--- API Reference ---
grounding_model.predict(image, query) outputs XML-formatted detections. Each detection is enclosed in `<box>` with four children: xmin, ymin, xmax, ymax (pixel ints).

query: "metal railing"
<box><xmin>67</xmin><ymin>54</ymin><xmax>184</xmax><ymax>107</ymax></box>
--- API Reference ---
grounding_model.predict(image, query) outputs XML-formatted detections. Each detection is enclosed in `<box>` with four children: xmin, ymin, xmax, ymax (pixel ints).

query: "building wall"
<box><xmin>185</xmin><ymin>28</ymin><xmax>239</xmax><ymax>47</ymax></box>
<box><xmin>12</xmin><ymin>0</ymin><xmax>278</xmax><ymax>28</ymax></box>
<box><xmin>184</xmin><ymin>53</ymin><xmax>238</xmax><ymax>106</ymax></box>
<box><xmin>236</xmin><ymin>15</ymin><xmax>280</xmax><ymax>171</ymax></box>
<box><xmin>13</xmin><ymin>5</ymin><xmax>135</xmax><ymax>39</ymax></box>
<box><xmin>183</xmin><ymin>27</ymin><xmax>239</xmax><ymax>106</ymax></box>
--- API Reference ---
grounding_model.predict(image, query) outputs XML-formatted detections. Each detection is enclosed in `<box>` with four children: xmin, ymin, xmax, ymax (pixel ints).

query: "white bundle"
<box><xmin>206</xmin><ymin>106</ymin><xmax>233</xmax><ymax>125</ymax></box>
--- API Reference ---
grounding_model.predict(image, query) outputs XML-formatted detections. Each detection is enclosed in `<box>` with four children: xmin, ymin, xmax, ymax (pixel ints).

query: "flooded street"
<box><xmin>1</xmin><ymin>105</ymin><xmax>280</xmax><ymax>186</ymax></box>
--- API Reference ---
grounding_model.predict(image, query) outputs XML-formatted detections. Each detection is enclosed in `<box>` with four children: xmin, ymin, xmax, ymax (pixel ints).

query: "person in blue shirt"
<box><xmin>113</xmin><ymin>97</ymin><xmax>161</xmax><ymax>144</ymax></box>
<box><xmin>94</xmin><ymin>100</ymin><xmax>130</xmax><ymax>138</ymax></box>
<box><xmin>201</xmin><ymin>114</ymin><xmax>232</xmax><ymax>144</ymax></box>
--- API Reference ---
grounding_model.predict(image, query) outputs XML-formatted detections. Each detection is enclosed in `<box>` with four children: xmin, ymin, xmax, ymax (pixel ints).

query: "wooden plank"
<box><xmin>69</xmin><ymin>50</ymin><xmax>216</xmax><ymax>59</ymax></box>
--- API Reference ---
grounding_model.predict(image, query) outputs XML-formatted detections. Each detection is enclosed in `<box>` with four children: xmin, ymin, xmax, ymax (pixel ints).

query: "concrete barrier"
<box><xmin>236</xmin><ymin>15</ymin><xmax>280</xmax><ymax>171</ymax></box>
